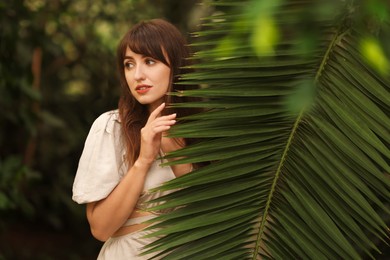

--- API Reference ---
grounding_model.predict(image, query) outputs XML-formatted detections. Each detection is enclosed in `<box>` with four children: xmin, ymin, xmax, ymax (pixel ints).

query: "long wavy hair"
<box><xmin>117</xmin><ymin>19</ymin><xmax>199</xmax><ymax>166</ymax></box>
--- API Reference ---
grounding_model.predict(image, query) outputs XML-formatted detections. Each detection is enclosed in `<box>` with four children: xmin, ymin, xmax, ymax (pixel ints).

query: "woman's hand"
<box><xmin>138</xmin><ymin>103</ymin><xmax>177</xmax><ymax>165</ymax></box>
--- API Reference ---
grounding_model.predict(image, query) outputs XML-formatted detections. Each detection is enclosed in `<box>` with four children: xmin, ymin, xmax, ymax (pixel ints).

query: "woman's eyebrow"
<box><xmin>123</xmin><ymin>56</ymin><xmax>135</xmax><ymax>60</ymax></box>
<box><xmin>123</xmin><ymin>55</ymin><xmax>151</xmax><ymax>60</ymax></box>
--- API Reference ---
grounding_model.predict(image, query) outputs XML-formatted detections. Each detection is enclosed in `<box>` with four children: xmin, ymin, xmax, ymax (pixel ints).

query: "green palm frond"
<box><xmin>144</xmin><ymin>0</ymin><xmax>390</xmax><ymax>259</ymax></box>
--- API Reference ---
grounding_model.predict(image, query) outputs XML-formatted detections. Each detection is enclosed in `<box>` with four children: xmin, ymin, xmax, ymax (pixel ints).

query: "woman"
<box><xmin>72</xmin><ymin>19</ymin><xmax>197</xmax><ymax>259</ymax></box>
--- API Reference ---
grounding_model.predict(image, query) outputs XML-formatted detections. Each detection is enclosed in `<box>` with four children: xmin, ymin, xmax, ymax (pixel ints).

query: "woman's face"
<box><xmin>123</xmin><ymin>47</ymin><xmax>171</xmax><ymax>112</ymax></box>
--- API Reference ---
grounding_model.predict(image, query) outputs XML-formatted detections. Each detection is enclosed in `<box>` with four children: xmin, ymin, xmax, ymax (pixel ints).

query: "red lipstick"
<box><xmin>135</xmin><ymin>84</ymin><xmax>152</xmax><ymax>94</ymax></box>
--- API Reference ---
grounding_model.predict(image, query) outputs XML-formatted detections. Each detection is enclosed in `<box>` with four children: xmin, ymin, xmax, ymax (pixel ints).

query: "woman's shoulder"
<box><xmin>72</xmin><ymin>109</ymin><xmax>123</xmax><ymax>204</ymax></box>
<box><xmin>90</xmin><ymin>109</ymin><xmax>121</xmax><ymax>134</ymax></box>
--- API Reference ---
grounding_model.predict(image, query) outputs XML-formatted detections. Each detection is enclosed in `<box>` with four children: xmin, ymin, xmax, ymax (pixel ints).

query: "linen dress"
<box><xmin>72</xmin><ymin>110</ymin><xmax>176</xmax><ymax>259</ymax></box>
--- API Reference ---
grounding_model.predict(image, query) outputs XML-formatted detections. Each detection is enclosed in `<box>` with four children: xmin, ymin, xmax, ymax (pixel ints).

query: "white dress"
<box><xmin>72</xmin><ymin>110</ymin><xmax>176</xmax><ymax>259</ymax></box>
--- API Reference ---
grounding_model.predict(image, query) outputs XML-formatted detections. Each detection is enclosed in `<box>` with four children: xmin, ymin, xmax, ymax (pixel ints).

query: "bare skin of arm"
<box><xmin>161</xmin><ymin>134</ymin><xmax>193</xmax><ymax>177</ymax></box>
<box><xmin>85</xmin><ymin>103</ymin><xmax>182</xmax><ymax>242</ymax></box>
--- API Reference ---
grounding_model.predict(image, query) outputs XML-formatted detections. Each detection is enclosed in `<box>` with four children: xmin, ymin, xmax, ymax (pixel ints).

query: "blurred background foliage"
<box><xmin>1</xmin><ymin>0</ymin><xmax>389</xmax><ymax>259</ymax></box>
<box><xmin>0</xmin><ymin>0</ymin><xmax>212</xmax><ymax>258</ymax></box>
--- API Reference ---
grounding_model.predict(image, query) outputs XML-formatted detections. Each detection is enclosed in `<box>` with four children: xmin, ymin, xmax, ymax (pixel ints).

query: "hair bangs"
<box><xmin>122</xmin><ymin>25</ymin><xmax>169</xmax><ymax>66</ymax></box>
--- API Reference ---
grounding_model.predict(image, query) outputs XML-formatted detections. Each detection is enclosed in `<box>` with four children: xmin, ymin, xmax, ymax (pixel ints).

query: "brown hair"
<box><xmin>117</xmin><ymin>19</ymin><xmax>198</xmax><ymax>165</ymax></box>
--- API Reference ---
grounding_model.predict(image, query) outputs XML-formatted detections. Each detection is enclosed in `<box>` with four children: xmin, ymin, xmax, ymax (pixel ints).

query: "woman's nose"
<box><xmin>134</xmin><ymin>65</ymin><xmax>145</xmax><ymax>81</ymax></box>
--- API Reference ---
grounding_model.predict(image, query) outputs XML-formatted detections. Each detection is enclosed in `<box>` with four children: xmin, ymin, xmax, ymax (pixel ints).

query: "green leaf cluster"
<box><xmin>143</xmin><ymin>0</ymin><xmax>390</xmax><ymax>259</ymax></box>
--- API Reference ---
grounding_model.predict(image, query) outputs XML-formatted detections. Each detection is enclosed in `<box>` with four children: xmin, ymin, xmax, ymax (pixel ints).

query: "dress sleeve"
<box><xmin>72</xmin><ymin>111</ymin><xmax>125</xmax><ymax>204</ymax></box>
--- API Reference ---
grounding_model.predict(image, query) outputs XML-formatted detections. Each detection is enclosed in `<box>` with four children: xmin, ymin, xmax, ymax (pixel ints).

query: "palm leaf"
<box><xmin>144</xmin><ymin>0</ymin><xmax>390</xmax><ymax>259</ymax></box>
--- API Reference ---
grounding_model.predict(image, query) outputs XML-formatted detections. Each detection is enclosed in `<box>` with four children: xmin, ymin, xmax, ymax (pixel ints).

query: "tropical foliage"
<box><xmin>145</xmin><ymin>0</ymin><xmax>390</xmax><ymax>259</ymax></box>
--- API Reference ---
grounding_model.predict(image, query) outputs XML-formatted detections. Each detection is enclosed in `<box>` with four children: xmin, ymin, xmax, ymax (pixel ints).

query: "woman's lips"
<box><xmin>135</xmin><ymin>84</ymin><xmax>152</xmax><ymax>94</ymax></box>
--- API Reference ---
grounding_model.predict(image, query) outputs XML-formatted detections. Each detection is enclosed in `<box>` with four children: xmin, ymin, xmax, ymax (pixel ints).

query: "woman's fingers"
<box><xmin>142</xmin><ymin>114</ymin><xmax>176</xmax><ymax>137</ymax></box>
<box><xmin>147</xmin><ymin>102</ymin><xmax>166</xmax><ymax>123</ymax></box>
<box><xmin>153</xmin><ymin>119</ymin><xmax>176</xmax><ymax>130</ymax></box>
<box><xmin>153</xmin><ymin>113</ymin><xmax>177</xmax><ymax>124</ymax></box>
<box><xmin>150</xmin><ymin>117</ymin><xmax>176</xmax><ymax>133</ymax></box>
<box><xmin>146</xmin><ymin>104</ymin><xmax>177</xmax><ymax>133</ymax></box>
<box><xmin>139</xmin><ymin>104</ymin><xmax>177</xmax><ymax>163</ymax></box>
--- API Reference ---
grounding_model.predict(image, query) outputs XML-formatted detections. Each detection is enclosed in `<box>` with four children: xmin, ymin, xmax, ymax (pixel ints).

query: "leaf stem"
<box><xmin>252</xmin><ymin>23</ymin><xmax>345</xmax><ymax>259</ymax></box>
<box><xmin>252</xmin><ymin>109</ymin><xmax>304</xmax><ymax>259</ymax></box>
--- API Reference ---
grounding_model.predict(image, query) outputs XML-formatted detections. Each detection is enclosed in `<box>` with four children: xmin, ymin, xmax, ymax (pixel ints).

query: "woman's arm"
<box><xmin>86</xmin><ymin>160</ymin><xmax>150</xmax><ymax>241</ymax></box>
<box><xmin>86</xmin><ymin>103</ymin><xmax>176</xmax><ymax>241</ymax></box>
<box><xmin>161</xmin><ymin>136</ymin><xmax>193</xmax><ymax>177</ymax></box>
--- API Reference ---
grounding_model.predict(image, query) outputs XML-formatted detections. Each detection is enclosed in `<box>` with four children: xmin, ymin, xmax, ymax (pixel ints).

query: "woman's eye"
<box><xmin>146</xmin><ymin>59</ymin><xmax>156</xmax><ymax>65</ymax></box>
<box><xmin>124</xmin><ymin>62</ymin><xmax>134</xmax><ymax>69</ymax></box>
